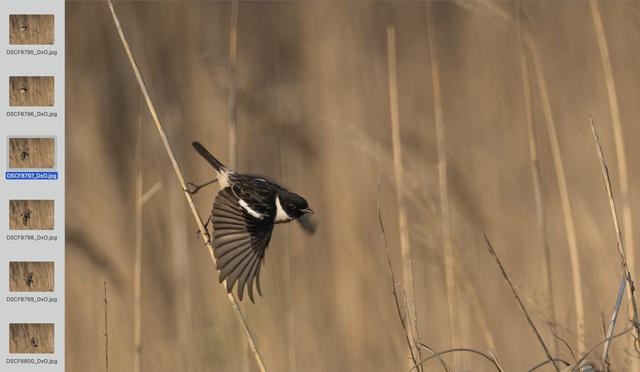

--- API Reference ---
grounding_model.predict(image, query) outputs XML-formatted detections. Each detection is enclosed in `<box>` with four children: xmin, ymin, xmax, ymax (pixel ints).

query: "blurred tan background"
<box><xmin>65</xmin><ymin>1</ymin><xmax>640</xmax><ymax>371</ymax></box>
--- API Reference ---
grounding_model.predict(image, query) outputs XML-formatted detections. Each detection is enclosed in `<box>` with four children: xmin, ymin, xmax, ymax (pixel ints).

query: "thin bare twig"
<box><xmin>602</xmin><ymin>277</ymin><xmax>625</xmax><ymax>369</ymax></box>
<box><xmin>402</xmin><ymin>289</ymin><xmax>444</xmax><ymax>371</ymax></box>
<box><xmin>487</xmin><ymin>350</ymin><xmax>507</xmax><ymax>372</ymax></box>
<box><xmin>525</xmin><ymin>358</ymin><xmax>572</xmax><ymax>372</ymax></box>
<box><xmin>409</xmin><ymin>347</ymin><xmax>502</xmax><ymax>372</ymax></box>
<box><xmin>401</xmin><ymin>290</ymin><xmax>432</xmax><ymax>372</ymax></box>
<box><xmin>575</xmin><ymin>327</ymin><xmax>632</xmax><ymax>368</ymax></box>
<box><xmin>590</xmin><ymin>117</ymin><xmax>640</xmax><ymax>363</ymax></box>
<box><xmin>377</xmin><ymin>173</ymin><xmax>422</xmax><ymax>372</ymax></box>
<box><xmin>103</xmin><ymin>281</ymin><xmax>109</xmax><ymax>372</ymax></box>
<box><xmin>599</xmin><ymin>313</ymin><xmax>609</xmax><ymax>370</ymax></box>
<box><xmin>550</xmin><ymin>329</ymin><xmax>577</xmax><ymax>364</ymax></box>
<box><xmin>408</xmin><ymin>258</ymin><xmax>422</xmax><ymax>361</ymax></box>
<box><xmin>418</xmin><ymin>343</ymin><xmax>454</xmax><ymax>372</ymax></box>
<box><xmin>483</xmin><ymin>234</ymin><xmax>559</xmax><ymax>371</ymax></box>
<box><xmin>106</xmin><ymin>2</ymin><xmax>267</xmax><ymax>371</ymax></box>
<box><xmin>590</xmin><ymin>0</ymin><xmax>635</xmax><ymax>290</ymax></box>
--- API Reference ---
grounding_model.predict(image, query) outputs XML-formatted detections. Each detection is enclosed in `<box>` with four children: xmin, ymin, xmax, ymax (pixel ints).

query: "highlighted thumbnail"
<box><xmin>9</xmin><ymin>137</ymin><xmax>55</xmax><ymax>169</ymax></box>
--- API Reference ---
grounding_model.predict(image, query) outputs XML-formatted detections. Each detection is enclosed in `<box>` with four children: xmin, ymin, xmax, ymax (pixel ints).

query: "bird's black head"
<box><xmin>279</xmin><ymin>191</ymin><xmax>313</xmax><ymax>220</ymax></box>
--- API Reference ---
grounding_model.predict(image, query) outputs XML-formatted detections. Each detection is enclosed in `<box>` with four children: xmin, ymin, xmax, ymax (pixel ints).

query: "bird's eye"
<box><xmin>288</xmin><ymin>203</ymin><xmax>295</xmax><ymax>209</ymax></box>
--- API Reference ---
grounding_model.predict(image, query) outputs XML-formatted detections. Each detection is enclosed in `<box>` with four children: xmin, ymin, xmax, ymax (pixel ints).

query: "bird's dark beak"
<box><xmin>300</xmin><ymin>208</ymin><xmax>314</xmax><ymax>214</ymax></box>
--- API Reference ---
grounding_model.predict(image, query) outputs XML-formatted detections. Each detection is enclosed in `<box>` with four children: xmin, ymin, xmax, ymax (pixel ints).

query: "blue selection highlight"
<box><xmin>5</xmin><ymin>172</ymin><xmax>58</xmax><ymax>180</ymax></box>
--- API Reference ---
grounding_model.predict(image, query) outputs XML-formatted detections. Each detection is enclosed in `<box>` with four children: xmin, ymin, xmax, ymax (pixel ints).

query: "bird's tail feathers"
<box><xmin>192</xmin><ymin>141</ymin><xmax>230</xmax><ymax>174</ymax></box>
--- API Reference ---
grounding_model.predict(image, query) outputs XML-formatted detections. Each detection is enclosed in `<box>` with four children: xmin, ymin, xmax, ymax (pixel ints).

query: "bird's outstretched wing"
<box><xmin>212</xmin><ymin>187</ymin><xmax>273</xmax><ymax>302</ymax></box>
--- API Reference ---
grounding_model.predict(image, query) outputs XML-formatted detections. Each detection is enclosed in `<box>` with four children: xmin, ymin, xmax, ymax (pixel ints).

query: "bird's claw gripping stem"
<box><xmin>185</xmin><ymin>178</ymin><xmax>218</xmax><ymax>195</ymax></box>
<box><xmin>196</xmin><ymin>215</ymin><xmax>212</xmax><ymax>245</ymax></box>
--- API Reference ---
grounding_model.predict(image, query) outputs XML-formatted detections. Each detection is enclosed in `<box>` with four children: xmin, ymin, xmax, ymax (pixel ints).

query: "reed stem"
<box><xmin>590</xmin><ymin>117</ymin><xmax>640</xmax><ymax>367</ymax></box>
<box><xmin>527</xmin><ymin>28</ymin><xmax>586</xmax><ymax>355</ymax></box>
<box><xmin>386</xmin><ymin>25</ymin><xmax>422</xmax><ymax>370</ymax></box>
<box><xmin>106</xmin><ymin>2</ymin><xmax>267</xmax><ymax>370</ymax></box>
<box><xmin>425</xmin><ymin>3</ymin><xmax>460</xmax><ymax>360</ymax></box>
<box><xmin>516</xmin><ymin>4</ymin><xmax>558</xmax><ymax>354</ymax></box>
<box><xmin>133</xmin><ymin>88</ymin><xmax>143</xmax><ymax>372</ymax></box>
<box><xmin>589</xmin><ymin>0</ymin><xmax>635</xmax><ymax>285</ymax></box>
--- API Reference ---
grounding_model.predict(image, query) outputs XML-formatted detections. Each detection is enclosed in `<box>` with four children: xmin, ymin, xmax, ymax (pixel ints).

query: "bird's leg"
<box><xmin>185</xmin><ymin>178</ymin><xmax>218</xmax><ymax>194</ymax></box>
<box><xmin>196</xmin><ymin>214</ymin><xmax>212</xmax><ymax>245</ymax></box>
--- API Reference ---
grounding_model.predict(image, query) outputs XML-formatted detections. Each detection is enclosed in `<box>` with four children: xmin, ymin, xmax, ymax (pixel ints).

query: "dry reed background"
<box><xmin>10</xmin><ymin>199</ymin><xmax>54</xmax><ymax>230</ymax></box>
<box><xmin>9</xmin><ymin>76</ymin><xmax>54</xmax><ymax>106</ymax></box>
<box><xmin>66</xmin><ymin>1</ymin><xmax>640</xmax><ymax>371</ymax></box>
<box><xmin>9</xmin><ymin>14</ymin><xmax>55</xmax><ymax>45</ymax></box>
<box><xmin>9</xmin><ymin>137</ymin><xmax>55</xmax><ymax>169</ymax></box>
<box><xmin>9</xmin><ymin>323</ymin><xmax>55</xmax><ymax>354</ymax></box>
<box><xmin>9</xmin><ymin>261</ymin><xmax>55</xmax><ymax>292</ymax></box>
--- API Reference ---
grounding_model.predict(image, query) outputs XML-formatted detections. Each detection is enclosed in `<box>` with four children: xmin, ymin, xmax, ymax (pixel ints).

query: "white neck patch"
<box><xmin>275</xmin><ymin>195</ymin><xmax>293</xmax><ymax>223</ymax></box>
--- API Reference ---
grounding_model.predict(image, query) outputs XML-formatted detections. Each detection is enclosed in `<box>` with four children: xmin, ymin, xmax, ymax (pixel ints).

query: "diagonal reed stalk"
<box><xmin>526</xmin><ymin>25</ymin><xmax>586</xmax><ymax>355</ymax></box>
<box><xmin>378</xmin><ymin>174</ymin><xmax>447</xmax><ymax>372</ymax></box>
<box><xmin>483</xmin><ymin>235</ymin><xmax>560</xmax><ymax>372</ymax></box>
<box><xmin>590</xmin><ymin>117</ymin><xmax>640</xmax><ymax>367</ymax></box>
<box><xmin>106</xmin><ymin>2</ymin><xmax>267</xmax><ymax>371</ymax></box>
<box><xmin>457</xmin><ymin>262</ymin><xmax>497</xmax><ymax>352</ymax></box>
<box><xmin>516</xmin><ymin>4</ymin><xmax>558</xmax><ymax>354</ymax></box>
<box><xmin>487</xmin><ymin>350</ymin><xmax>507</xmax><ymax>372</ymax></box>
<box><xmin>573</xmin><ymin>327</ymin><xmax>632</xmax><ymax>370</ymax></box>
<box><xmin>602</xmin><ymin>276</ymin><xmax>625</xmax><ymax>369</ymax></box>
<box><xmin>425</xmin><ymin>2</ymin><xmax>460</xmax><ymax>360</ymax></box>
<box><xmin>589</xmin><ymin>1</ymin><xmax>635</xmax><ymax>287</ymax></box>
<box><xmin>589</xmin><ymin>11</ymin><xmax>638</xmax><ymax>369</ymax></box>
<box><xmin>386</xmin><ymin>25</ymin><xmax>422</xmax><ymax>370</ymax></box>
<box><xmin>453</xmin><ymin>1</ymin><xmax>640</xmax><ymax>364</ymax></box>
<box><xmin>447</xmin><ymin>0</ymin><xmax>587</xmax><ymax>356</ymax></box>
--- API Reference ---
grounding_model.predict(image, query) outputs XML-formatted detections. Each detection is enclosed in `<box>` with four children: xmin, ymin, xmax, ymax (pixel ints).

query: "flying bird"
<box><xmin>191</xmin><ymin>141</ymin><xmax>314</xmax><ymax>302</ymax></box>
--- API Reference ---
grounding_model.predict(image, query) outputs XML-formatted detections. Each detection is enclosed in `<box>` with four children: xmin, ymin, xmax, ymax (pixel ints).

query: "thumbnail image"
<box><xmin>9</xmin><ymin>15</ymin><xmax>55</xmax><ymax>45</ymax></box>
<box><xmin>9</xmin><ymin>200</ymin><xmax>54</xmax><ymax>230</ymax></box>
<box><xmin>9</xmin><ymin>76</ymin><xmax>54</xmax><ymax>107</ymax></box>
<box><xmin>9</xmin><ymin>262</ymin><xmax>54</xmax><ymax>292</ymax></box>
<box><xmin>9</xmin><ymin>323</ymin><xmax>54</xmax><ymax>354</ymax></box>
<box><xmin>9</xmin><ymin>137</ymin><xmax>55</xmax><ymax>169</ymax></box>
